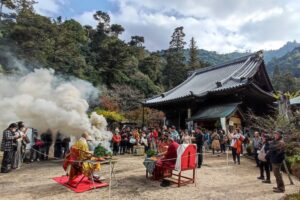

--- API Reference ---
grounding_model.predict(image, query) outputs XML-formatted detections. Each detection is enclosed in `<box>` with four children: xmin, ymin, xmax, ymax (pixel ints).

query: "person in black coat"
<box><xmin>266</xmin><ymin>131</ymin><xmax>285</xmax><ymax>193</ymax></box>
<box><xmin>41</xmin><ymin>129</ymin><xmax>53</xmax><ymax>160</ymax></box>
<box><xmin>194</xmin><ymin>127</ymin><xmax>204</xmax><ymax>168</ymax></box>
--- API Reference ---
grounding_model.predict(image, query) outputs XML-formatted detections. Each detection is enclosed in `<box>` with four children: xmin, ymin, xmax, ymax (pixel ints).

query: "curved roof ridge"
<box><xmin>192</xmin><ymin>50</ymin><xmax>263</xmax><ymax>75</ymax></box>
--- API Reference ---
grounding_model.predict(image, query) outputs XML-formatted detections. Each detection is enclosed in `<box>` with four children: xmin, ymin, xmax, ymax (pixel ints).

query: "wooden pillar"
<box><xmin>187</xmin><ymin>108</ymin><xmax>192</xmax><ymax>132</ymax></box>
<box><xmin>142</xmin><ymin>105</ymin><xmax>145</xmax><ymax>127</ymax></box>
<box><xmin>178</xmin><ymin>111</ymin><xmax>181</xmax><ymax>129</ymax></box>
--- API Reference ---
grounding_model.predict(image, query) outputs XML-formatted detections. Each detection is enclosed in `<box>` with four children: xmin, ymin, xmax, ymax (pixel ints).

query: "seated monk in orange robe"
<box><xmin>63</xmin><ymin>132</ymin><xmax>101</xmax><ymax>183</ymax></box>
<box><xmin>153</xmin><ymin>137</ymin><xmax>179</xmax><ymax>179</ymax></box>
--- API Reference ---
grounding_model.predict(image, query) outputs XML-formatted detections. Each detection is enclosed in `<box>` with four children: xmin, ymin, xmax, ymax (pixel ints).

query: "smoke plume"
<box><xmin>0</xmin><ymin>67</ymin><xmax>111</xmax><ymax>143</ymax></box>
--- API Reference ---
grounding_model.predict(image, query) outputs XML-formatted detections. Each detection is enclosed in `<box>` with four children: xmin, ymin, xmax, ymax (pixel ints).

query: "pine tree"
<box><xmin>163</xmin><ymin>26</ymin><xmax>187</xmax><ymax>89</ymax></box>
<box><xmin>169</xmin><ymin>26</ymin><xmax>186</xmax><ymax>51</ymax></box>
<box><xmin>188</xmin><ymin>37</ymin><xmax>200</xmax><ymax>71</ymax></box>
<box><xmin>110</xmin><ymin>24</ymin><xmax>124</xmax><ymax>38</ymax></box>
<box><xmin>14</xmin><ymin>0</ymin><xmax>36</xmax><ymax>14</ymax></box>
<box><xmin>272</xmin><ymin>65</ymin><xmax>281</xmax><ymax>91</ymax></box>
<box><xmin>0</xmin><ymin>0</ymin><xmax>16</xmax><ymax>21</ymax></box>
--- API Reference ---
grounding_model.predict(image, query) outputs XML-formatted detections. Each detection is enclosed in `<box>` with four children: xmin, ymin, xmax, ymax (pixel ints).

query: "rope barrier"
<box><xmin>29</xmin><ymin>147</ymin><xmax>205</xmax><ymax>163</ymax></box>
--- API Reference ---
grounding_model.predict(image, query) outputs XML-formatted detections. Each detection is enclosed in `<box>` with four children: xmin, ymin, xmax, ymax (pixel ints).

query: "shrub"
<box><xmin>93</xmin><ymin>107</ymin><xmax>125</xmax><ymax>122</ymax></box>
<box><xmin>286</xmin><ymin>155</ymin><xmax>300</xmax><ymax>179</ymax></box>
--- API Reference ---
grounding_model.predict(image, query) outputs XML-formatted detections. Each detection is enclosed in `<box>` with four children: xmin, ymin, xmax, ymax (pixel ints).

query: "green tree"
<box><xmin>8</xmin><ymin>12</ymin><xmax>55</xmax><ymax>66</ymax></box>
<box><xmin>94</xmin><ymin>37</ymin><xmax>132</xmax><ymax>86</ymax></box>
<box><xmin>93</xmin><ymin>10</ymin><xmax>110</xmax><ymax>34</ymax></box>
<box><xmin>0</xmin><ymin>0</ymin><xmax>16</xmax><ymax>21</ymax></box>
<box><xmin>272</xmin><ymin>66</ymin><xmax>298</xmax><ymax>93</ymax></box>
<box><xmin>14</xmin><ymin>0</ymin><xmax>36</xmax><ymax>14</ymax></box>
<box><xmin>110</xmin><ymin>24</ymin><xmax>124</xmax><ymax>38</ymax></box>
<box><xmin>272</xmin><ymin>65</ymin><xmax>281</xmax><ymax>91</ymax></box>
<box><xmin>163</xmin><ymin>26</ymin><xmax>187</xmax><ymax>89</ymax></box>
<box><xmin>139</xmin><ymin>53</ymin><xmax>165</xmax><ymax>85</ymax></box>
<box><xmin>49</xmin><ymin>19</ymin><xmax>89</xmax><ymax>78</ymax></box>
<box><xmin>188</xmin><ymin>37</ymin><xmax>203</xmax><ymax>71</ymax></box>
<box><xmin>129</xmin><ymin>35</ymin><xmax>144</xmax><ymax>47</ymax></box>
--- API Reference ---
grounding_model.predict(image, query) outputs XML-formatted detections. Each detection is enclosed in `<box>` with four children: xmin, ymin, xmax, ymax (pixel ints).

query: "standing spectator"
<box><xmin>170</xmin><ymin>126</ymin><xmax>180</xmax><ymax>142</ymax></box>
<box><xmin>125</xmin><ymin>127</ymin><xmax>132</xmax><ymax>154</ymax></box>
<box><xmin>132</xmin><ymin>128</ymin><xmax>140</xmax><ymax>144</ymax></box>
<box><xmin>120</xmin><ymin>128</ymin><xmax>128</xmax><ymax>154</ymax></box>
<box><xmin>54</xmin><ymin>132</ymin><xmax>63</xmax><ymax>158</ymax></box>
<box><xmin>257</xmin><ymin>134</ymin><xmax>271</xmax><ymax>184</ymax></box>
<box><xmin>181</xmin><ymin>131</ymin><xmax>192</xmax><ymax>144</ymax></box>
<box><xmin>220</xmin><ymin>130</ymin><xmax>226</xmax><ymax>153</ymax></box>
<box><xmin>267</xmin><ymin>131</ymin><xmax>285</xmax><ymax>193</ymax></box>
<box><xmin>128</xmin><ymin>130</ymin><xmax>135</xmax><ymax>154</ymax></box>
<box><xmin>140</xmin><ymin>132</ymin><xmax>149</xmax><ymax>152</ymax></box>
<box><xmin>1</xmin><ymin>123</ymin><xmax>19</xmax><ymax>173</ymax></box>
<box><xmin>194</xmin><ymin>127</ymin><xmax>204</xmax><ymax>168</ymax></box>
<box><xmin>112</xmin><ymin>128</ymin><xmax>121</xmax><ymax>156</ymax></box>
<box><xmin>149</xmin><ymin>128</ymin><xmax>158</xmax><ymax>152</ymax></box>
<box><xmin>41</xmin><ymin>129</ymin><xmax>53</xmax><ymax>160</ymax></box>
<box><xmin>230</xmin><ymin>129</ymin><xmax>243</xmax><ymax>165</ymax></box>
<box><xmin>22</xmin><ymin>128</ymin><xmax>34</xmax><ymax>163</ymax></box>
<box><xmin>62</xmin><ymin>136</ymin><xmax>71</xmax><ymax>158</ymax></box>
<box><xmin>211</xmin><ymin>130</ymin><xmax>221</xmax><ymax>155</ymax></box>
<box><xmin>203</xmin><ymin>130</ymin><xmax>211</xmax><ymax>152</ymax></box>
<box><xmin>236</xmin><ymin>128</ymin><xmax>244</xmax><ymax>155</ymax></box>
<box><xmin>253</xmin><ymin>131</ymin><xmax>262</xmax><ymax>167</ymax></box>
<box><xmin>31</xmin><ymin>131</ymin><xmax>43</xmax><ymax>162</ymax></box>
<box><xmin>11</xmin><ymin>122</ymin><xmax>26</xmax><ymax>169</ymax></box>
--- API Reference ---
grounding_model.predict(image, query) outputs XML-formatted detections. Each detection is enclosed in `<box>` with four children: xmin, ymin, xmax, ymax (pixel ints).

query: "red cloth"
<box><xmin>163</xmin><ymin>141</ymin><xmax>179</xmax><ymax>166</ymax></box>
<box><xmin>154</xmin><ymin>141</ymin><xmax>179</xmax><ymax>179</ymax></box>
<box><xmin>112</xmin><ymin>134</ymin><xmax>121</xmax><ymax>143</ymax></box>
<box><xmin>53</xmin><ymin>175</ymin><xmax>108</xmax><ymax>193</ymax></box>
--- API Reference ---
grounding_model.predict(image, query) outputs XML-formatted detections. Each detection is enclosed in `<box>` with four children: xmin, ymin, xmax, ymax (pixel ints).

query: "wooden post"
<box><xmin>109</xmin><ymin>159</ymin><xmax>112</xmax><ymax>200</ymax></box>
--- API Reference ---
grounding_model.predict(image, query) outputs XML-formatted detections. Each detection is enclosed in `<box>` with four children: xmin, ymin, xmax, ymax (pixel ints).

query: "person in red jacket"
<box><xmin>150</xmin><ymin>128</ymin><xmax>159</xmax><ymax>152</ymax></box>
<box><xmin>112</xmin><ymin>128</ymin><xmax>121</xmax><ymax>156</ymax></box>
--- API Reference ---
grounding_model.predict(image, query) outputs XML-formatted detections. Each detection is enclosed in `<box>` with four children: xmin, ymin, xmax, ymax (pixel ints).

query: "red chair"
<box><xmin>163</xmin><ymin>144</ymin><xmax>197</xmax><ymax>187</ymax></box>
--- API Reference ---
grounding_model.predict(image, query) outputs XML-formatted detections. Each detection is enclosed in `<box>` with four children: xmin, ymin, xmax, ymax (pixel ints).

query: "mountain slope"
<box><xmin>267</xmin><ymin>47</ymin><xmax>300</xmax><ymax>77</ymax></box>
<box><xmin>264</xmin><ymin>41</ymin><xmax>300</xmax><ymax>63</ymax></box>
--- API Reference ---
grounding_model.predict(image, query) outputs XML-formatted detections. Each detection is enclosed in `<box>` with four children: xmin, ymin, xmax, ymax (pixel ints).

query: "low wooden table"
<box><xmin>86</xmin><ymin>159</ymin><xmax>118</xmax><ymax>187</ymax></box>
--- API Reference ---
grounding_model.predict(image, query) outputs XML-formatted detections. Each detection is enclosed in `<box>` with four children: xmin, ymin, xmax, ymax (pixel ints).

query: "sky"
<box><xmin>33</xmin><ymin>0</ymin><xmax>300</xmax><ymax>53</ymax></box>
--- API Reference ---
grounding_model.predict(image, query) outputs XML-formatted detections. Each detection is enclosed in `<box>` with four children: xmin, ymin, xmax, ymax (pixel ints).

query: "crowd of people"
<box><xmin>111</xmin><ymin>125</ymin><xmax>204</xmax><ymax>168</ymax></box>
<box><xmin>111</xmin><ymin>126</ymin><xmax>246</xmax><ymax>166</ymax></box>
<box><xmin>1</xmin><ymin>122</ymin><xmax>287</xmax><ymax>193</ymax></box>
<box><xmin>0</xmin><ymin>122</ymin><xmax>70</xmax><ymax>173</ymax></box>
<box><xmin>111</xmin><ymin>125</ymin><xmax>286</xmax><ymax>193</ymax></box>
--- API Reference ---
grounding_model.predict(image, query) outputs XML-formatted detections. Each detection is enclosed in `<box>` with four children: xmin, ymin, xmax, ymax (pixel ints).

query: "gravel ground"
<box><xmin>0</xmin><ymin>152</ymin><xmax>299</xmax><ymax>200</ymax></box>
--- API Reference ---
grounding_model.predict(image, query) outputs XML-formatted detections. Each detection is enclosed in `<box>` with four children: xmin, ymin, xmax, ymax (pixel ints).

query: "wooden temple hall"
<box><xmin>143</xmin><ymin>51</ymin><xmax>276</xmax><ymax>132</ymax></box>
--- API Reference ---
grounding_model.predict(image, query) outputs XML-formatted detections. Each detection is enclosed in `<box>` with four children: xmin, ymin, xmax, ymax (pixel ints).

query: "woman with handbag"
<box><xmin>257</xmin><ymin>134</ymin><xmax>271</xmax><ymax>183</ymax></box>
<box><xmin>230</xmin><ymin>129</ymin><xmax>243</xmax><ymax>164</ymax></box>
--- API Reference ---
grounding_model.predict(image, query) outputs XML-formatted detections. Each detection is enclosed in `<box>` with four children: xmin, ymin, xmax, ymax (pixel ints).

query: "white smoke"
<box><xmin>0</xmin><ymin>68</ymin><xmax>112</xmax><ymax>144</ymax></box>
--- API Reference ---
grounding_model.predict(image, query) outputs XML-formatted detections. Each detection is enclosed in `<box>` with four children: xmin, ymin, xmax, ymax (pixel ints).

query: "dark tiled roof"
<box><xmin>145</xmin><ymin>51</ymin><xmax>272</xmax><ymax>105</ymax></box>
<box><xmin>188</xmin><ymin>103</ymin><xmax>241</xmax><ymax>121</ymax></box>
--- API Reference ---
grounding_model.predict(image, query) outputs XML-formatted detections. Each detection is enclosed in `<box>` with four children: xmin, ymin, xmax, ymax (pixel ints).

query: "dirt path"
<box><xmin>0</xmin><ymin>153</ymin><xmax>299</xmax><ymax>200</ymax></box>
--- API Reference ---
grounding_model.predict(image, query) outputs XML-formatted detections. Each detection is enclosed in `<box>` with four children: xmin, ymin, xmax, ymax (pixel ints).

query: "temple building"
<box><xmin>143</xmin><ymin>51</ymin><xmax>275</xmax><ymax>132</ymax></box>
